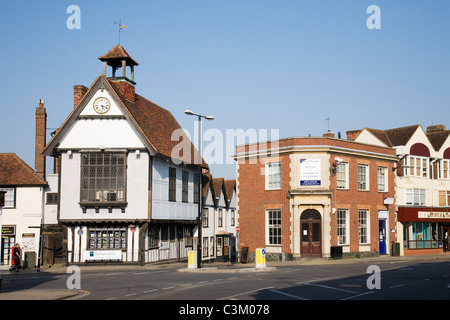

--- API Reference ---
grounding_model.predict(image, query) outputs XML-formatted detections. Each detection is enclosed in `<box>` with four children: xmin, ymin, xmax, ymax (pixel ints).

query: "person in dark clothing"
<box><xmin>11</xmin><ymin>243</ymin><xmax>21</xmax><ymax>272</ymax></box>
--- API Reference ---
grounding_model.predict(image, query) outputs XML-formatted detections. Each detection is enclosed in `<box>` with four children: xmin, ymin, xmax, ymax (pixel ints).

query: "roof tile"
<box><xmin>0</xmin><ymin>153</ymin><xmax>47</xmax><ymax>186</ymax></box>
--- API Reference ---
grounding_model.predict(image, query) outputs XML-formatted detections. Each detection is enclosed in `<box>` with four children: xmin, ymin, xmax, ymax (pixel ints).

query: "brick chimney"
<box><xmin>427</xmin><ymin>124</ymin><xmax>446</xmax><ymax>134</ymax></box>
<box><xmin>323</xmin><ymin>131</ymin><xmax>335</xmax><ymax>138</ymax></box>
<box><xmin>74</xmin><ymin>85</ymin><xmax>88</xmax><ymax>109</ymax></box>
<box><xmin>346</xmin><ymin>129</ymin><xmax>362</xmax><ymax>141</ymax></box>
<box><xmin>35</xmin><ymin>99</ymin><xmax>47</xmax><ymax>179</ymax></box>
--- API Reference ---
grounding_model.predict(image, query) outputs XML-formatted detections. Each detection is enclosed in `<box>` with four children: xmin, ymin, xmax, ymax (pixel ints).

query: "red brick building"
<box><xmin>234</xmin><ymin>133</ymin><xmax>398</xmax><ymax>260</ymax></box>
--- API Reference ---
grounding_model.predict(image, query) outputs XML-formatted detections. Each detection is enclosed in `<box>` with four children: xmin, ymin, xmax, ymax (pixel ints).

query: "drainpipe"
<box><xmin>430</xmin><ymin>158</ymin><xmax>437</xmax><ymax>207</ymax></box>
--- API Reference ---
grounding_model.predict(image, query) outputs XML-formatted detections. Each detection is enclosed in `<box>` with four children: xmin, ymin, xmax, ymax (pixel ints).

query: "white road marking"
<box><xmin>219</xmin><ymin>286</ymin><xmax>274</xmax><ymax>300</ymax></box>
<box><xmin>342</xmin><ymin>291</ymin><xmax>375</xmax><ymax>300</ymax></box>
<box><xmin>269</xmin><ymin>289</ymin><xmax>308</xmax><ymax>300</ymax></box>
<box><xmin>305</xmin><ymin>283</ymin><xmax>358</xmax><ymax>294</ymax></box>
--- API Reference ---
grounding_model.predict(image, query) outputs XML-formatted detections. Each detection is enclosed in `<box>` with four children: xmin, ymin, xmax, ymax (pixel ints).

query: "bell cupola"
<box><xmin>98</xmin><ymin>45</ymin><xmax>139</xmax><ymax>101</ymax></box>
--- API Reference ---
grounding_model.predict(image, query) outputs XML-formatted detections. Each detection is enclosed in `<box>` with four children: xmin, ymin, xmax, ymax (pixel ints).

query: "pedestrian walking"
<box><xmin>11</xmin><ymin>243</ymin><xmax>21</xmax><ymax>272</ymax></box>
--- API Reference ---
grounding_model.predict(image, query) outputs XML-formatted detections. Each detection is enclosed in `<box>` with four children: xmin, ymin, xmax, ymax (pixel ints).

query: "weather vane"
<box><xmin>109</xmin><ymin>20</ymin><xmax>130</xmax><ymax>45</ymax></box>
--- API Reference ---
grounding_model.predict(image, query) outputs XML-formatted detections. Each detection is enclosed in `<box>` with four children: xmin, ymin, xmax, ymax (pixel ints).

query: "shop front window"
<box><xmin>88</xmin><ymin>227</ymin><xmax>127</xmax><ymax>250</ymax></box>
<box><xmin>404</xmin><ymin>222</ymin><xmax>442</xmax><ymax>249</ymax></box>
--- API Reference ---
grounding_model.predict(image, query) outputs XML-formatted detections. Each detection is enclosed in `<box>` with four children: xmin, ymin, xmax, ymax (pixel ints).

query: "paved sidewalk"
<box><xmin>1</xmin><ymin>253</ymin><xmax>449</xmax><ymax>300</ymax></box>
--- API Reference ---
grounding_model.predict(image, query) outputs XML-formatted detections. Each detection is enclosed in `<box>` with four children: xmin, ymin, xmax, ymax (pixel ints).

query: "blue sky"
<box><xmin>1</xmin><ymin>1</ymin><xmax>449</xmax><ymax>179</ymax></box>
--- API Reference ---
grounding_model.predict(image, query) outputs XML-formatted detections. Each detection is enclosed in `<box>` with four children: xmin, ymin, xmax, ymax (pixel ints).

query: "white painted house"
<box><xmin>0</xmin><ymin>153</ymin><xmax>47</xmax><ymax>268</ymax></box>
<box><xmin>348</xmin><ymin>124</ymin><xmax>450</xmax><ymax>256</ymax></box>
<box><xmin>42</xmin><ymin>45</ymin><xmax>205</xmax><ymax>265</ymax></box>
<box><xmin>201</xmin><ymin>174</ymin><xmax>237</xmax><ymax>263</ymax></box>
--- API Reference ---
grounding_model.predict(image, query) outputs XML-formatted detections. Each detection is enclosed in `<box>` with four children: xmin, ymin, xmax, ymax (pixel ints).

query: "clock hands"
<box><xmin>93</xmin><ymin>97</ymin><xmax>110</xmax><ymax>114</ymax></box>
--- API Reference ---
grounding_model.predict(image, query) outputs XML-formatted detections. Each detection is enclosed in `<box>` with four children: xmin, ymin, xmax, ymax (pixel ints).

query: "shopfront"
<box><xmin>398</xmin><ymin>207</ymin><xmax>450</xmax><ymax>255</ymax></box>
<box><xmin>1</xmin><ymin>226</ymin><xmax>15</xmax><ymax>265</ymax></box>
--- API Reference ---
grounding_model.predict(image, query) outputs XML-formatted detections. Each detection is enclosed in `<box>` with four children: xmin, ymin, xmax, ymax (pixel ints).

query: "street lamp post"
<box><xmin>0</xmin><ymin>190</ymin><xmax>6</xmax><ymax>292</ymax></box>
<box><xmin>184</xmin><ymin>110</ymin><xmax>214</xmax><ymax>268</ymax></box>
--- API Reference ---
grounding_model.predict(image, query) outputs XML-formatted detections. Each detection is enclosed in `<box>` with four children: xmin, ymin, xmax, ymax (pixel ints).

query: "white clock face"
<box><xmin>93</xmin><ymin>97</ymin><xmax>111</xmax><ymax>114</ymax></box>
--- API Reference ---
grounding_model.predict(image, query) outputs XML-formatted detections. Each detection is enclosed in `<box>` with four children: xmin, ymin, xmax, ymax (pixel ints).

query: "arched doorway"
<box><xmin>300</xmin><ymin>209</ymin><xmax>322</xmax><ymax>258</ymax></box>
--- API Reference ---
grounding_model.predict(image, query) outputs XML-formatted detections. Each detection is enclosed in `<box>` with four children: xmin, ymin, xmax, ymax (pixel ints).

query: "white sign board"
<box><xmin>85</xmin><ymin>250</ymin><xmax>122</xmax><ymax>261</ymax></box>
<box><xmin>300</xmin><ymin>159</ymin><xmax>321</xmax><ymax>186</ymax></box>
<box><xmin>160</xmin><ymin>241</ymin><xmax>170</xmax><ymax>250</ymax></box>
<box><xmin>418</xmin><ymin>211</ymin><xmax>450</xmax><ymax>219</ymax></box>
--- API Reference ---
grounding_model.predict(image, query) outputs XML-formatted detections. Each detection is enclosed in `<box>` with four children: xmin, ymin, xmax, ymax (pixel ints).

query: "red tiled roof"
<box><xmin>0</xmin><ymin>153</ymin><xmax>47</xmax><ymax>186</ymax></box>
<box><xmin>98</xmin><ymin>45</ymin><xmax>139</xmax><ymax>67</ymax></box>
<box><xmin>107</xmin><ymin>78</ymin><xmax>207</xmax><ymax>167</ymax></box>
<box><xmin>356</xmin><ymin>125</ymin><xmax>450</xmax><ymax>152</ymax></box>
<box><xmin>212</xmin><ymin>177</ymin><xmax>225</xmax><ymax>199</ymax></box>
<box><xmin>349</xmin><ymin>125</ymin><xmax>421</xmax><ymax>148</ymax></box>
<box><xmin>202</xmin><ymin>173</ymin><xmax>212</xmax><ymax>198</ymax></box>
<box><xmin>427</xmin><ymin>130</ymin><xmax>450</xmax><ymax>151</ymax></box>
<box><xmin>44</xmin><ymin>74</ymin><xmax>207</xmax><ymax>167</ymax></box>
<box><xmin>224</xmin><ymin>179</ymin><xmax>236</xmax><ymax>201</ymax></box>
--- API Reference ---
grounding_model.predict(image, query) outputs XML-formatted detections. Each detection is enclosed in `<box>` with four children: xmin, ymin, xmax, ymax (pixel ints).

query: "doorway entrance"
<box><xmin>300</xmin><ymin>209</ymin><xmax>322</xmax><ymax>258</ymax></box>
<box><xmin>379</xmin><ymin>219</ymin><xmax>387</xmax><ymax>255</ymax></box>
<box><xmin>216</xmin><ymin>233</ymin><xmax>231</xmax><ymax>262</ymax></box>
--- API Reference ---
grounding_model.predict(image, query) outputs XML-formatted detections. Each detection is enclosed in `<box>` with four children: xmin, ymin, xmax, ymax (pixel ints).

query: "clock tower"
<box><xmin>98</xmin><ymin>45</ymin><xmax>139</xmax><ymax>101</ymax></box>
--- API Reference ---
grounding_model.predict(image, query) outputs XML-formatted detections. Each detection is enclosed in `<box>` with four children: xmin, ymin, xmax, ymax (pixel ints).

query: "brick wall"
<box><xmin>330</xmin><ymin>154</ymin><xmax>397</xmax><ymax>253</ymax></box>
<box><xmin>236</xmin><ymin>136</ymin><xmax>397</xmax><ymax>258</ymax></box>
<box><xmin>237</xmin><ymin>153</ymin><xmax>291</xmax><ymax>254</ymax></box>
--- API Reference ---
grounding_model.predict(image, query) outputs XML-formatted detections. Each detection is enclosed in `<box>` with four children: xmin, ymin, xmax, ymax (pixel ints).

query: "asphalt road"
<box><xmin>2</xmin><ymin>260</ymin><xmax>450</xmax><ymax>301</ymax></box>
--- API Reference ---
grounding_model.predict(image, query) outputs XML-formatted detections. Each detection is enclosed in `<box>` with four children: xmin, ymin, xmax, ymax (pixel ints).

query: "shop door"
<box><xmin>216</xmin><ymin>236</ymin><xmax>230</xmax><ymax>262</ymax></box>
<box><xmin>443</xmin><ymin>227</ymin><xmax>450</xmax><ymax>252</ymax></box>
<box><xmin>216</xmin><ymin>237</ymin><xmax>223</xmax><ymax>258</ymax></box>
<box><xmin>300</xmin><ymin>210</ymin><xmax>322</xmax><ymax>258</ymax></box>
<box><xmin>379</xmin><ymin>219</ymin><xmax>387</xmax><ymax>254</ymax></box>
<box><xmin>1</xmin><ymin>235</ymin><xmax>15</xmax><ymax>265</ymax></box>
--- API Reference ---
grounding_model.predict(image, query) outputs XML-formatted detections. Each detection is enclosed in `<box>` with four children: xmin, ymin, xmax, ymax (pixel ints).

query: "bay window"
<box><xmin>80</xmin><ymin>153</ymin><xmax>126</xmax><ymax>203</ymax></box>
<box><xmin>440</xmin><ymin>160</ymin><xmax>450</xmax><ymax>179</ymax></box>
<box><xmin>405</xmin><ymin>156</ymin><xmax>429</xmax><ymax>178</ymax></box>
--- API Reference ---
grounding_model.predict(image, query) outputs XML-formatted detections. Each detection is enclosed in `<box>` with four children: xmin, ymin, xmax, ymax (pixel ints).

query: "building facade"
<box><xmin>201</xmin><ymin>175</ymin><xmax>237</xmax><ymax>263</ymax></box>
<box><xmin>0</xmin><ymin>153</ymin><xmax>47</xmax><ymax>268</ymax></box>
<box><xmin>348</xmin><ymin>124</ymin><xmax>450</xmax><ymax>256</ymax></box>
<box><xmin>234</xmin><ymin>133</ymin><xmax>397</xmax><ymax>261</ymax></box>
<box><xmin>42</xmin><ymin>45</ymin><xmax>205</xmax><ymax>265</ymax></box>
